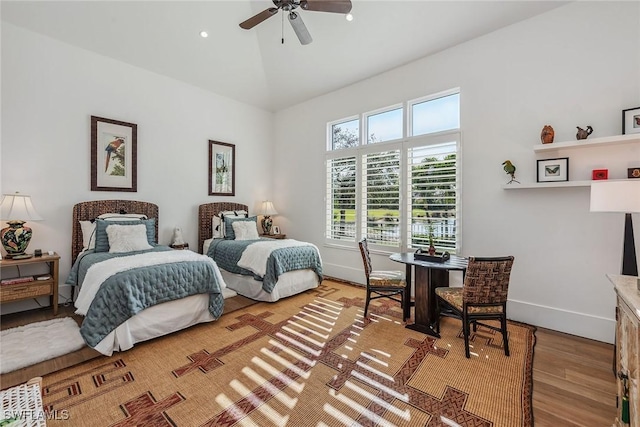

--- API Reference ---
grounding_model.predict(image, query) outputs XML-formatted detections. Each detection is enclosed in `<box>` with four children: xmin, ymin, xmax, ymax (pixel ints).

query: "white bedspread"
<box><xmin>75</xmin><ymin>250</ymin><xmax>223</xmax><ymax>316</ymax></box>
<box><xmin>237</xmin><ymin>239</ymin><xmax>315</xmax><ymax>277</ymax></box>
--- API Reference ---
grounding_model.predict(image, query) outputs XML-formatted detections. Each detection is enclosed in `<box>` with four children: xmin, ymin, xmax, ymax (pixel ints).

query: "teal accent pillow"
<box><xmin>224</xmin><ymin>216</ymin><xmax>257</xmax><ymax>240</ymax></box>
<box><xmin>94</xmin><ymin>218</ymin><xmax>156</xmax><ymax>252</ymax></box>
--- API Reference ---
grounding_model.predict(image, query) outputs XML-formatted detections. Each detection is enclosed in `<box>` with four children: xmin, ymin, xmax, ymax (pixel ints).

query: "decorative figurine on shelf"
<box><xmin>172</xmin><ymin>227</ymin><xmax>185</xmax><ymax>246</ymax></box>
<box><xmin>576</xmin><ymin>125</ymin><xmax>593</xmax><ymax>140</ymax></box>
<box><xmin>540</xmin><ymin>125</ymin><xmax>555</xmax><ymax>144</ymax></box>
<box><xmin>502</xmin><ymin>160</ymin><xmax>520</xmax><ymax>184</ymax></box>
<box><xmin>428</xmin><ymin>223</ymin><xmax>436</xmax><ymax>256</ymax></box>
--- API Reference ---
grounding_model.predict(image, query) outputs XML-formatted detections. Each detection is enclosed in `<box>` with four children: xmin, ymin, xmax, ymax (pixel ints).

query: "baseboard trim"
<box><xmin>508</xmin><ymin>299</ymin><xmax>614</xmax><ymax>344</ymax></box>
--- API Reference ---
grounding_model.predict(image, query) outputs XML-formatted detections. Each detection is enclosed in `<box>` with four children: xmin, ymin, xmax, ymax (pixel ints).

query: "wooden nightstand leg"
<box><xmin>51</xmin><ymin>260</ymin><xmax>59</xmax><ymax>315</ymax></box>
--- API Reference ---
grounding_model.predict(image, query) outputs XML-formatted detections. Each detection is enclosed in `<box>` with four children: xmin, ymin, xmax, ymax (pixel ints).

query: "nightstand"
<box><xmin>169</xmin><ymin>243</ymin><xmax>190</xmax><ymax>250</ymax></box>
<box><xmin>0</xmin><ymin>252</ymin><xmax>60</xmax><ymax>315</ymax></box>
<box><xmin>262</xmin><ymin>234</ymin><xmax>287</xmax><ymax>240</ymax></box>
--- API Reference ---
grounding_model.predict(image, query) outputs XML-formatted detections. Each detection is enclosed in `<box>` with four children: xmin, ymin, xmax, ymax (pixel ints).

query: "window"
<box><xmin>330</xmin><ymin>118</ymin><xmax>359</xmax><ymax>150</ymax></box>
<box><xmin>326</xmin><ymin>90</ymin><xmax>460</xmax><ymax>253</ymax></box>
<box><xmin>366</xmin><ymin>107</ymin><xmax>403</xmax><ymax>144</ymax></box>
<box><xmin>362</xmin><ymin>150</ymin><xmax>400</xmax><ymax>246</ymax></box>
<box><xmin>326</xmin><ymin>156</ymin><xmax>356</xmax><ymax>241</ymax></box>
<box><xmin>411</xmin><ymin>93</ymin><xmax>460</xmax><ymax>136</ymax></box>
<box><xmin>407</xmin><ymin>141</ymin><xmax>458</xmax><ymax>253</ymax></box>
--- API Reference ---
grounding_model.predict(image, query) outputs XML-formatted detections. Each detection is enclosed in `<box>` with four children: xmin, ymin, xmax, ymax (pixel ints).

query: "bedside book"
<box><xmin>1</xmin><ymin>276</ymin><xmax>34</xmax><ymax>285</ymax></box>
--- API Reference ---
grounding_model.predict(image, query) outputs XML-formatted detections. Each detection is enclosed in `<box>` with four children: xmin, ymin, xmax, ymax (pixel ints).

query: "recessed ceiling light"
<box><xmin>200</xmin><ymin>31</ymin><xmax>209</xmax><ymax>38</ymax></box>
<box><xmin>345</xmin><ymin>13</ymin><xmax>353</xmax><ymax>22</ymax></box>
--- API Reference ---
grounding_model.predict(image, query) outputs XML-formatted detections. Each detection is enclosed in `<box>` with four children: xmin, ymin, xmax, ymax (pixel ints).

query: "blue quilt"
<box><xmin>67</xmin><ymin>246</ymin><xmax>224</xmax><ymax>348</ymax></box>
<box><xmin>207</xmin><ymin>238</ymin><xmax>323</xmax><ymax>293</ymax></box>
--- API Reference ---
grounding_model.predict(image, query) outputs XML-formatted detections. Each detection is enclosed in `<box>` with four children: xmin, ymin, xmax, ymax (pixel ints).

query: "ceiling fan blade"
<box><xmin>300</xmin><ymin>0</ymin><xmax>352</xmax><ymax>14</ymax></box>
<box><xmin>288</xmin><ymin>12</ymin><xmax>312</xmax><ymax>45</ymax></box>
<box><xmin>239</xmin><ymin>7</ymin><xmax>279</xmax><ymax>30</ymax></box>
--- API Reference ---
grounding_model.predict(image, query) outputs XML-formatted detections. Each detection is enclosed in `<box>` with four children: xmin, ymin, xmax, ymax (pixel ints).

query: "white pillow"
<box><xmin>212</xmin><ymin>215</ymin><xmax>223</xmax><ymax>239</ymax></box>
<box><xmin>80</xmin><ymin>220</ymin><xmax>97</xmax><ymax>250</ymax></box>
<box><xmin>80</xmin><ymin>213</ymin><xmax>148</xmax><ymax>250</ymax></box>
<box><xmin>106</xmin><ymin>224</ymin><xmax>153</xmax><ymax>253</ymax></box>
<box><xmin>217</xmin><ymin>210</ymin><xmax>248</xmax><ymax>238</ymax></box>
<box><xmin>232</xmin><ymin>221</ymin><xmax>260</xmax><ymax>241</ymax></box>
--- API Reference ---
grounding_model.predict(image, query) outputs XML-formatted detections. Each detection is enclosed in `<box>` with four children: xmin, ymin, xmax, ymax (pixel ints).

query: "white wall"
<box><xmin>1</xmin><ymin>23</ymin><xmax>274</xmax><ymax>312</ymax></box>
<box><xmin>272</xmin><ymin>1</ymin><xmax>640</xmax><ymax>343</ymax></box>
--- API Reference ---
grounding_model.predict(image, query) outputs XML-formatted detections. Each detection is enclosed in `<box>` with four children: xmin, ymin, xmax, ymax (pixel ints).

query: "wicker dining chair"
<box><xmin>434</xmin><ymin>256</ymin><xmax>514</xmax><ymax>358</ymax></box>
<box><xmin>358</xmin><ymin>238</ymin><xmax>407</xmax><ymax>321</ymax></box>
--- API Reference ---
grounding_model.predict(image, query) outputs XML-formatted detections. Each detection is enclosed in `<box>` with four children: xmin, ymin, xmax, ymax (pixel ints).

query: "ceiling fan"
<box><xmin>240</xmin><ymin>0</ymin><xmax>352</xmax><ymax>45</ymax></box>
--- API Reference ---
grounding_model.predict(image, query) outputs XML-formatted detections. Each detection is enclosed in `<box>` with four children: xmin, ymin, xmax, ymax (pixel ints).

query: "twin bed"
<box><xmin>69</xmin><ymin>200</ymin><xmax>321</xmax><ymax>356</ymax></box>
<box><xmin>198</xmin><ymin>202</ymin><xmax>321</xmax><ymax>302</ymax></box>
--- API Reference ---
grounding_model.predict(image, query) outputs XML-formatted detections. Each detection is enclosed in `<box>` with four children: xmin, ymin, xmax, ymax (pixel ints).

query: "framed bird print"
<box><xmin>91</xmin><ymin>116</ymin><xmax>137</xmax><ymax>192</ymax></box>
<box><xmin>537</xmin><ymin>157</ymin><xmax>568</xmax><ymax>183</ymax></box>
<box><xmin>208</xmin><ymin>140</ymin><xmax>235</xmax><ymax>196</ymax></box>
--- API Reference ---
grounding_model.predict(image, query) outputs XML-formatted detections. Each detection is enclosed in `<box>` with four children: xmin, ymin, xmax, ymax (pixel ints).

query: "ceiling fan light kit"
<box><xmin>239</xmin><ymin>0</ymin><xmax>352</xmax><ymax>45</ymax></box>
<box><xmin>288</xmin><ymin>12</ymin><xmax>312</xmax><ymax>45</ymax></box>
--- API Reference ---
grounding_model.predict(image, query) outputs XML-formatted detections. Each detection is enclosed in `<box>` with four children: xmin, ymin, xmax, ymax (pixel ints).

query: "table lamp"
<box><xmin>260</xmin><ymin>200</ymin><xmax>278</xmax><ymax>235</ymax></box>
<box><xmin>590</xmin><ymin>181</ymin><xmax>640</xmax><ymax>278</ymax></box>
<box><xmin>0</xmin><ymin>192</ymin><xmax>43</xmax><ymax>259</ymax></box>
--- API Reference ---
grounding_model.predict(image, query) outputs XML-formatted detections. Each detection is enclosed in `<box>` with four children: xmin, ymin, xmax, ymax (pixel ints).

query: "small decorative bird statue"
<box><xmin>502</xmin><ymin>160</ymin><xmax>520</xmax><ymax>184</ymax></box>
<box><xmin>576</xmin><ymin>125</ymin><xmax>593</xmax><ymax>140</ymax></box>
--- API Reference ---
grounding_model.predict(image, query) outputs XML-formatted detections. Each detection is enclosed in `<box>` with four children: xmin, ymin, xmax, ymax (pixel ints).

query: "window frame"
<box><xmin>327</xmin><ymin>115</ymin><xmax>360</xmax><ymax>151</ymax></box>
<box><xmin>407</xmin><ymin>88</ymin><xmax>460</xmax><ymax>138</ymax></box>
<box><xmin>325</xmin><ymin>90</ymin><xmax>461</xmax><ymax>254</ymax></box>
<box><xmin>363</xmin><ymin>103</ymin><xmax>405</xmax><ymax>145</ymax></box>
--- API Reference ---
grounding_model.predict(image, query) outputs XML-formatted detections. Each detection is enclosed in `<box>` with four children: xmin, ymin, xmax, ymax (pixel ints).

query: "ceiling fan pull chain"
<box><xmin>281</xmin><ymin>12</ymin><xmax>285</xmax><ymax>44</ymax></box>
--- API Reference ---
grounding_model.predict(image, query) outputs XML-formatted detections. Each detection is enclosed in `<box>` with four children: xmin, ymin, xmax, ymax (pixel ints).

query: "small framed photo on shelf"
<box><xmin>622</xmin><ymin>106</ymin><xmax>640</xmax><ymax>135</ymax></box>
<box><xmin>537</xmin><ymin>157</ymin><xmax>569</xmax><ymax>183</ymax></box>
<box><xmin>272</xmin><ymin>226</ymin><xmax>281</xmax><ymax>235</ymax></box>
<box><xmin>592</xmin><ymin>169</ymin><xmax>608</xmax><ymax>180</ymax></box>
<box><xmin>628</xmin><ymin>167</ymin><xmax>640</xmax><ymax>179</ymax></box>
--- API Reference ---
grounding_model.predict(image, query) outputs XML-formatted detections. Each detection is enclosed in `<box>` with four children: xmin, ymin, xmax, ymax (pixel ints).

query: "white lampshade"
<box><xmin>0</xmin><ymin>192</ymin><xmax>44</xmax><ymax>221</ymax></box>
<box><xmin>260</xmin><ymin>200</ymin><xmax>278</xmax><ymax>217</ymax></box>
<box><xmin>590</xmin><ymin>181</ymin><xmax>640</xmax><ymax>213</ymax></box>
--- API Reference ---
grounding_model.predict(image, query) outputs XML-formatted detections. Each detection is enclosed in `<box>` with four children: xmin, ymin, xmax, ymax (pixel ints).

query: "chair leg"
<box><xmin>501</xmin><ymin>315</ymin><xmax>510</xmax><ymax>357</ymax></box>
<box><xmin>434</xmin><ymin>297</ymin><xmax>440</xmax><ymax>333</ymax></box>
<box><xmin>463</xmin><ymin>314</ymin><xmax>471</xmax><ymax>358</ymax></box>
<box><xmin>472</xmin><ymin>321</ymin><xmax>477</xmax><ymax>332</ymax></box>
<box><xmin>364</xmin><ymin>291</ymin><xmax>371</xmax><ymax>318</ymax></box>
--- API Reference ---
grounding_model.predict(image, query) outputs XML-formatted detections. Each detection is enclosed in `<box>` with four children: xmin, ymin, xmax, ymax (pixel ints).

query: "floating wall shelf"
<box><xmin>503</xmin><ymin>178</ymin><xmax>632</xmax><ymax>190</ymax></box>
<box><xmin>533</xmin><ymin>134</ymin><xmax>640</xmax><ymax>152</ymax></box>
<box><xmin>502</xmin><ymin>134</ymin><xmax>640</xmax><ymax>190</ymax></box>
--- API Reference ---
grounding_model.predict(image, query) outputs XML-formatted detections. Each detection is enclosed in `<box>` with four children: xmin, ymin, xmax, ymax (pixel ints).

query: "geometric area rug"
<box><xmin>41</xmin><ymin>281</ymin><xmax>536</xmax><ymax>426</ymax></box>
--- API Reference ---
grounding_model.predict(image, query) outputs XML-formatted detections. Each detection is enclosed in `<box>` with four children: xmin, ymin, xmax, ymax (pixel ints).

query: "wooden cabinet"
<box><xmin>609</xmin><ymin>274</ymin><xmax>640</xmax><ymax>427</ymax></box>
<box><xmin>0</xmin><ymin>253</ymin><xmax>60</xmax><ymax>315</ymax></box>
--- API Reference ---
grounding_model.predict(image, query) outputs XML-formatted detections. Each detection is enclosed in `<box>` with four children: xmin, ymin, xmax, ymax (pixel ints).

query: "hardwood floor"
<box><xmin>1</xmin><ymin>300</ymin><xmax>617</xmax><ymax>425</ymax></box>
<box><xmin>533</xmin><ymin>327</ymin><xmax>616</xmax><ymax>426</ymax></box>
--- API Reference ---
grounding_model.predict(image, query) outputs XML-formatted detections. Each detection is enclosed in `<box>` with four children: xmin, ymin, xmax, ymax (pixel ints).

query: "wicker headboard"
<box><xmin>71</xmin><ymin>200</ymin><xmax>159</xmax><ymax>263</ymax></box>
<box><xmin>198</xmin><ymin>202</ymin><xmax>249</xmax><ymax>254</ymax></box>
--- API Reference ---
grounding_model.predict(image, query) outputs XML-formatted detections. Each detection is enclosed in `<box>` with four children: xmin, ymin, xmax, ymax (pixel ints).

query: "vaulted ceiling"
<box><xmin>1</xmin><ymin>1</ymin><xmax>567</xmax><ymax>111</ymax></box>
